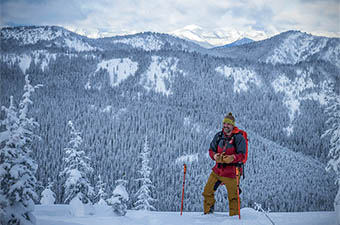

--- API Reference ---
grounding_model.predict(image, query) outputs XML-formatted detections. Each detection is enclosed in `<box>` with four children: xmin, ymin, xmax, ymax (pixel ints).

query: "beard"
<box><xmin>224</xmin><ymin>127</ymin><xmax>232</xmax><ymax>134</ymax></box>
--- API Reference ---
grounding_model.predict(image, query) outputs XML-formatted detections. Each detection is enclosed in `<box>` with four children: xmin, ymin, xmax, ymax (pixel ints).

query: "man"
<box><xmin>202</xmin><ymin>112</ymin><xmax>246</xmax><ymax>216</ymax></box>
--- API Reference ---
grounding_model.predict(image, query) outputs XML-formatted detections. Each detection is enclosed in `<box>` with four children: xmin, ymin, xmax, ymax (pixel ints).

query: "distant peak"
<box><xmin>182</xmin><ymin>24</ymin><xmax>203</xmax><ymax>31</ymax></box>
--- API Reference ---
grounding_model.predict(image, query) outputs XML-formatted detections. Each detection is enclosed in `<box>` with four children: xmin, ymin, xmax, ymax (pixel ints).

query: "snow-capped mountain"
<box><xmin>170</xmin><ymin>25</ymin><xmax>262</xmax><ymax>48</ymax></box>
<box><xmin>1</xmin><ymin>26</ymin><xmax>96</xmax><ymax>52</ymax></box>
<box><xmin>94</xmin><ymin>31</ymin><xmax>207</xmax><ymax>53</ymax></box>
<box><xmin>213</xmin><ymin>38</ymin><xmax>254</xmax><ymax>48</ymax></box>
<box><xmin>210</xmin><ymin>30</ymin><xmax>340</xmax><ymax>68</ymax></box>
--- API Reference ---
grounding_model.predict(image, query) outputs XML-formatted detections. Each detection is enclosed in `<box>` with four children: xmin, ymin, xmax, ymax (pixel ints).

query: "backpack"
<box><xmin>237</xmin><ymin>129</ymin><xmax>248</xmax><ymax>164</ymax></box>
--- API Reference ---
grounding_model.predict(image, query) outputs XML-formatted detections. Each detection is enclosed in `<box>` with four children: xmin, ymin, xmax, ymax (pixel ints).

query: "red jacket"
<box><xmin>209</xmin><ymin>126</ymin><xmax>246</xmax><ymax>178</ymax></box>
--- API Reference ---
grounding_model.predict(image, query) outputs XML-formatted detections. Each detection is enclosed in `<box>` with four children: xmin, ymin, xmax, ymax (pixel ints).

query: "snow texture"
<box><xmin>112</xmin><ymin>35</ymin><xmax>163</xmax><ymax>51</ymax></box>
<box><xmin>33</xmin><ymin>204</ymin><xmax>337</xmax><ymax>225</ymax></box>
<box><xmin>266</xmin><ymin>32</ymin><xmax>327</xmax><ymax>65</ymax></box>
<box><xmin>272</xmin><ymin>69</ymin><xmax>331</xmax><ymax>135</ymax></box>
<box><xmin>215</xmin><ymin>66</ymin><xmax>261</xmax><ymax>93</ymax></box>
<box><xmin>1</xmin><ymin>26</ymin><xmax>95</xmax><ymax>51</ymax></box>
<box><xmin>95</xmin><ymin>58</ymin><xmax>138</xmax><ymax>87</ymax></box>
<box><xmin>69</xmin><ymin>193</ymin><xmax>95</xmax><ymax>216</ymax></box>
<box><xmin>141</xmin><ymin>56</ymin><xmax>180</xmax><ymax>96</ymax></box>
<box><xmin>40</xmin><ymin>188</ymin><xmax>56</xmax><ymax>205</ymax></box>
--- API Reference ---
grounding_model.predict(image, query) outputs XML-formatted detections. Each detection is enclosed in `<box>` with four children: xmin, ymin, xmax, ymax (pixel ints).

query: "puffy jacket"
<box><xmin>209</xmin><ymin>126</ymin><xmax>246</xmax><ymax>178</ymax></box>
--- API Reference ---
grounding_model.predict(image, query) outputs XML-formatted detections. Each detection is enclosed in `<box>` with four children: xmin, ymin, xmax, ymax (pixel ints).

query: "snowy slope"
<box><xmin>111</xmin><ymin>34</ymin><xmax>164</xmax><ymax>51</ymax></box>
<box><xmin>209</xmin><ymin>31</ymin><xmax>340</xmax><ymax>67</ymax></box>
<box><xmin>33</xmin><ymin>205</ymin><xmax>336</xmax><ymax>225</ymax></box>
<box><xmin>266</xmin><ymin>31</ymin><xmax>328</xmax><ymax>65</ymax></box>
<box><xmin>271</xmin><ymin>68</ymin><xmax>332</xmax><ymax>135</ymax></box>
<box><xmin>1</xmin><ymin>26</ymin><xmax>96</xmax><ymax>52</ymax></box>
<box><xmin>1</xmin><ymin>51</ymin><xmax>57</xmax><ymax>73</ymax></box>
<box><xmin>141</xmin><ymin>56</ymin><xmax>182</xmax><ymax>96</ymax></box>
<box><xmin>103</xmin><ymin>31</ymin><xmax>207</xmax><ymax>53</ymax></box>
<box><xmin>170</xmin><ymin>25</ymin><xmax>259</xmax><ymax>48</ymax></box>
<box><xmin>215</xmin><ymin>66</ymin><xmax>262</xmax><ymax>93</ymax></box>
<box><xmin>93</xmin><ymin>58</ymin><xmax>138</xmax><ymax>87</ymax></box>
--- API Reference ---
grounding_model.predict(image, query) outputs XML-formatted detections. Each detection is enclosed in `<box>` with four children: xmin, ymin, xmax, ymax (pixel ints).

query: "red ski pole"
<box><xmin>236</xmin><ymin>167</ymin><xmax>241</xmax><ymax>219</ymax></box>
<box><xmin>180</xmin><ymin>164</ymin><xmax>187</xmax><ymax>216</ymax></box>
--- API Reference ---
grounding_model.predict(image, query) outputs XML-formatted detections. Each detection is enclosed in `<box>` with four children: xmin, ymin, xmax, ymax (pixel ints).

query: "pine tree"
<box><xmin>107</xmin><ymin>178</ymin><xmax>129</xmax><ymax>216</ymax></box>
<box><xmin>40</xmin><ymin>179</ymin><xmax>56</xmax><ymax>205</ymax></box>
<box><xmin>133</xmin><ymin>135</ymin><xmax>156</xmax><ymax>211</ymax></box>
<box><xmin>0</xmin><ymin>75</ymin><xmax>41</xmax><ymax>225</ymax></box>
<box><xmin>60</xmin><ymin>121</ymin><xmax>94</xmax><ymax>204</ymax></box>
<box><xmin>95</xmin><ymin>174</ymin><xmax>107</xmax><ymax>203</ymax></box>
<box><xmin>322</xmin><ymin>91</ymin><xmax>340</xmax><ymax>222</ymax></box>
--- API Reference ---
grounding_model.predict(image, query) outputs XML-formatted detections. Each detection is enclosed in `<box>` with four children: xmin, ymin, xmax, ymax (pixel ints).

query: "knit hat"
<box><xmin>223</xmin><ymin>112</ymin><xmax>235</xmax><ymax>126</ymax></box>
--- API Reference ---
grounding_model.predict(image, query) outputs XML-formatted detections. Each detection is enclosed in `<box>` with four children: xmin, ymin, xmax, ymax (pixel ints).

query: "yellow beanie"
<box><xmin>223</xmin><ymin>112</ymin><xmax>235</xmax><ymax>126</ymax></box>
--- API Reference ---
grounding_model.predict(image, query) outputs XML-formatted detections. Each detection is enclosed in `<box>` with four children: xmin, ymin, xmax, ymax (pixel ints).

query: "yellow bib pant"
<box><xmin>202</xmin><ymin>171</ymin><xmax>239</xmax><ymax>216</ymax></box>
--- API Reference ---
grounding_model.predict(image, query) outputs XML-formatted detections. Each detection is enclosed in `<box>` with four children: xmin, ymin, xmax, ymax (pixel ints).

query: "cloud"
<box><xmin>1</xmin><ymin>0</ymin><xmax>87</xmax><ymax>26</ymax></box>
<box><xmin>1</xmin><ymin>0</ymin><xmax>339</xmax><ymax>39</ymax></box>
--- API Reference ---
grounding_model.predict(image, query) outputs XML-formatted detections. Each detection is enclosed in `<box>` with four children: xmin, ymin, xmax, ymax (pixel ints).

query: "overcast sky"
<box><xmin>1</xmin><ymin>0</ymin><xmax>339</xmax><ymax>40</ymax></box>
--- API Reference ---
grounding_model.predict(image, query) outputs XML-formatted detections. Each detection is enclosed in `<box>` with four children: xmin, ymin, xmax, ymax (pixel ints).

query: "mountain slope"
<box><xmin>214</xmin><ymin>37</ymin><xmax>254</xmax><ymax>48</ymax></box>
<box><xmin>209</xmin><ymin>30</ymin><xmax>340</xmax><ymax>68</ymax></box>
<box><xmin>0</xmin><ymin>26</ymin><xmax>97</xmax><ymax>52</ymax></box>
<box><xmin>93</xmin><ymin>31</ymin><xmax>208</xmax><ymax>53</ymax></box>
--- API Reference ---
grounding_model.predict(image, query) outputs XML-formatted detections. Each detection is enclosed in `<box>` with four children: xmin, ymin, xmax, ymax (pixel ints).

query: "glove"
<box><xmin>214</xmin><ymin>153</ymin><xmax>223</xmax><ymax>163</ymax></box>
<box><xmin>222</xmin><ymin>155</ymin><xmax>235</xmax><ymax>164</ymax></box>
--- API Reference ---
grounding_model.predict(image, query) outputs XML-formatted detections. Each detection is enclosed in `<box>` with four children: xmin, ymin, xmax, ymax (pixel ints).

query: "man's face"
<box><xmin>223</xmin><ymin>123</ymin><xmax>234</xmax><ymax>134</ymax></box>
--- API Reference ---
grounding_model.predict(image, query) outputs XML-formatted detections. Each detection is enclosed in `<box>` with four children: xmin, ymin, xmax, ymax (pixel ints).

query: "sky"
<box><xmin>1</xmin><ymin>0</ymin><xmax>339</xmax><ymax>42</ymax></box>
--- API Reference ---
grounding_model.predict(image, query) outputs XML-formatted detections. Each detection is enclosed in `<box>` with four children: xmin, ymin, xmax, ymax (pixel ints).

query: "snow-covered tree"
<box><xmin>0</xmin><ymin>75</ymin><xmax>41</xmax><ymax>225</ymax></box>
<box><xmin>107</xmin><ymin>178</ymin><xmax>129</xmax><ymax>216</ymax></box>
<box><xmin>94</xmin><ymin>174</ymin><xmax>107</xmax><ymax>203</ymax></box>
<box><xmin>60</xmin><ymin>121</ymin><xmax>94</xmax><ymax>205</ymax></box>
<box><xmin>133</xmin><ymin>136</ymin><xmax>156</xmax><ymax>211</ymax></box>
<box><xmin>40</xmin><ymin>179</ymin><xmax>56</xmax><ymax>205</ymax></box>
<box><xmin>322</xmin><ymin>91</ymin><xmax>340</xmax><ymax>223</ymax></box>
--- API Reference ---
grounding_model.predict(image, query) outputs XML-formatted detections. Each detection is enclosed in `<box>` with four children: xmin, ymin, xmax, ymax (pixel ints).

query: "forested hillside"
<box><xmin>0</xmin><ymin>26</ymin><xmax>338</xmax><ymax>212</ymax></box>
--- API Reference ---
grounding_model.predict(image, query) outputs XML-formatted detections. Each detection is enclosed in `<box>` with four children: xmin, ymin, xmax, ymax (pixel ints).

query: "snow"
<box><xmin>33</xmin><ymin>204</ymin><xmax>336</xmax><ymax>225</ymax></box>
<box><xmin>215</xmin><ymin>66</ymin><xmax>261</xmax><ymax>93</ymax></box>
<box><xmin>1</xmin><ymin>26</ymin><xmax>96</xmax><ymax>52</ymax></box>
<box><xmin>112</xmin><ymin>35</ymin><xmax>163</xmax><ymax>51</ymax></box>
<box><xmin>95</xmin><ymin>58</ymin><xmax>138</xmax><ymax>87</ymax></box>
<box><xmin>272</xmin><ymin>71</ymin><xmax>330</xmax><ymax>135</ymax></box>
<box><xmin>1</xmin><ymin>51</ymin><xmax>57</xmax><ymax>73</ymax></box>
<box><xmin>170</xmin><ymin>24</ymin><xmax>266</xmax><ymax>48</ymax></box>
<box><xmin>63</xmin><ymin>38</ymin><xmax>95</xmax><ymax>52</ymax></box>
<box><xmin>66</xmin><ymin>169</ymin><xmax>82</xmax><ymax>187</ymax></box>
<box><xmin>112</xmin><ymin>185</ymin><xmax>129</xmax><ymax>202</ymax></box>
<box><xmin>175</xmin><ymin>154</ymin><xmax>199</xmax><ymax>164</ymax></box>
<box><xmin>323</xmin><ymin>43</ymin><xmax>340</xmax><ymax>68</ymax></box>
<box><xmin>69</xmin><ymin>193</ymin><xmax>95</xmax><ymax>216</ymax></box>
<box><xmin>40</xmin><ymin>189</ymin><xmax>56</xmax><ymax>205</ymax></box>
<box><xmin>266</xmin><ymin>32</ymin><xmax>328</xmax><ymax>65</ymax></box>
<box><xmin>183</xmin><ymin>117</ymin><xmax>201</xmax><ymax>132</ymax></box>
<box><xmin>141</xmin><ymin>56</ymin><xmax>180</xmax><ymax>96</ymax></box>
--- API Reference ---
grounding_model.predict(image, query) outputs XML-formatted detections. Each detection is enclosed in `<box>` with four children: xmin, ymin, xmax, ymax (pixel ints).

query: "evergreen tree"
<box><xmin>322</xmin><ymin>91</ymin><xmax>340</xmax><ymax>222</ymax></box>
<box><xmin>40</xmin><ymin>179</ymin><xmax>56</xmax><ymax>205</ymax></box>
<box><xmin>60</xmin><ymin>121</ymin><xmax>94</xmax><ymax>204</ymax></box>
<box><xmin>0</xmin><ymin>75</ymin><xmax>41</xmax><ymax>225</ymax></box>
<box><xmin>94</xmin><ymin>174</ymin><xmax>107</xmax><ymax>203</ymax></box>
<box><xmin>133</xmin><ymin>136</ymin><xmax>156</xmax><ymax>211</ymax></box>
<box><xmin>107</xmin><ymin>178</ymin><xmax>129</xmax><ymax>216</ymax></box>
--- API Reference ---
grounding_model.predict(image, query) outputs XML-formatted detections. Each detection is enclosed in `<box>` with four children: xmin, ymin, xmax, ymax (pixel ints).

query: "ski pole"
<box><xmin>180</xmin><ymin>164</ymin><xmax>187</xmax><ymax>216</ymax></box>
<box><xmin>236</xmin><ymin>167</ymin><xmax>241</xmax><ymax>219</ymax></box>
